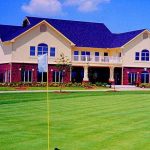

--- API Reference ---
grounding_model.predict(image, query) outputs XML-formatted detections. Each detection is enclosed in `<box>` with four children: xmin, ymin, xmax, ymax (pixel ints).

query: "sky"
<box><xmin>0</xmin><ymin>0</ymin><xmax>150</xmax><ymax>33</ymax></box>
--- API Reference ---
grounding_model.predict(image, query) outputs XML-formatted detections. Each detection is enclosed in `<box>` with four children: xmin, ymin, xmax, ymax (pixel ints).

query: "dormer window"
<box><xmin>40</xmin><ymin>24</ymin><xmax>47</xmax><ymax>32</ymax></box>
<box><xmin>22</xmin><ymin>19</ymin><xmax>30</xmax><ymax>27</ymax></box>
<box><xmin>143</xmin><ymin>32</ymin><xmax>148</xmax><ymax>39</ymax></box>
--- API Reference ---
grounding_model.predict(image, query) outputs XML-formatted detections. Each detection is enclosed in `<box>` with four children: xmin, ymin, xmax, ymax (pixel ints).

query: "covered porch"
<box><xmin>71</xmin><ymin>66</ymin><xmax>122</xmax><ymax>85</ymax></box>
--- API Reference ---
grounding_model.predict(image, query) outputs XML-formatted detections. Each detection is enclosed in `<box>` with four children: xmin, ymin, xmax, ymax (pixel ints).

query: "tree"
<box><xmin>55</xmin><ymin>53</ymin><xmax>71</xmax><ymax>92</ymax></box>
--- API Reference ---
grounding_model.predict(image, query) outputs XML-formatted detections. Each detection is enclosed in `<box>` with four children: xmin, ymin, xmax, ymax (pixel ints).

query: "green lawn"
<box><xmin>0</xmin><ymin>91</ymin><xmax>150</xmax><ymax>150</ymax></box>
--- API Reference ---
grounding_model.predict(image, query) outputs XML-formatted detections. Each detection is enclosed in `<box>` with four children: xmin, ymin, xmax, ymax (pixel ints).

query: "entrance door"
<box><xmin>128</xmin><ymin>73</ymin><xmax>137</xmax><ymax>85</ymax></box>
<box><xmin>114</xmin><ymin>68</ymin><xmax>122</xmax><ymax>85</ymax></box>
<box><xmin>141</xmin><ymin>71</ymin><xmax>149</xmax><ymax>83</ymax></box>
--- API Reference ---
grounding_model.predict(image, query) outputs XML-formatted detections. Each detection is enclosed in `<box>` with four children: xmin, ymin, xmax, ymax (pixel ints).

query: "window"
<box><xmin>135</xmin><ymin>52</ymin><xmax>140</xmax><ymax>60</ymax></box>
<box><xmin>128</xmin><ymin>73</ymin><xmax>137</xmax><ymax>85</ymax></box>
<box><xmin>21</xmin><ymin>70</ymin><xmax>32</xmax><ymax>82</ymax></box>
<box><xmin>143</xmin><ymin>33</ymin><xmax>148</xmax><ymax>39</ymax></box>
<box><xmin>119</xmin><ymin>52</ymin><xmax>121</xmax><ymax>57</ymax></box>
<box><xmin>30</xmin><ymin>46</ymin><xmax>35</xmax><ymax>56</ymax></box>
<box><xmin>37</xmin><ymin>72</ymin><xmax>47</xmax><ymax>82</ymax></box>
<box><xmin>74</xmin><ymin>51</ymin><xmax>79</xmax><ymax>55</ymax></box>
<box><xmin>50</xmin><ymin>47</ymin><xmax>55</xmax><ymax>57</ymax></box>
<box><xmin>52</xmin><ymin>71</ymin><xmax>63</xmax><ymax>83</ymax></box>
<box><xmin>40</xmin><ymin>24</ymin><xmax>47</xmax><ymax>32</ymax></box>
<box><xmin>95</xmin><ymin>52</ymin><xmax>99</xmax><ymax>62</ymax></box>
<box><xmin>141</xmin><ymin>49</ymin><xmax>149</xmax><ymax>61</ymax></box>
<box><xmin>38</xmin><ymin>43</ymin><xmax>48</xmax><ymax>56</ymax></box>
<box><xmin>141</xmin><ymin>71</ymin><xmax>149</xmax><ymax>83</ymax></box>
<box><xmin>81</xmin><ymin>51</ymin><xmax>90</xmax><ymax>61</ymax></box>
<box><xmin>81</xmin><ymin>51</ymin><xmax>86</xmax><ymax>61</ymax></box>
<box><xmin>74</xmin><ymin>51</ymin><xmax>79</xmax><ymax>61</ymax></box>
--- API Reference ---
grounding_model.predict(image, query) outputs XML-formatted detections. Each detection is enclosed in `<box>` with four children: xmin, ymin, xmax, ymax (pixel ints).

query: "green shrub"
<box><xmin>139</xmin><ymin>83</ymin><xmax>150</xmax><ymax>88</ymax></box>
<box><xmin>0</xmin><ymin>82</ymin><xmax>109</xmax><ymax>88</ymax></box>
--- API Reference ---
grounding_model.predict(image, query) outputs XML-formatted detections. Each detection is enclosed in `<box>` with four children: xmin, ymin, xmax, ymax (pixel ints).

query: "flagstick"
<box><xmin>46</xmin><ymin>55</ymin><xmax>50</xmax><ymax>150</ymax></box>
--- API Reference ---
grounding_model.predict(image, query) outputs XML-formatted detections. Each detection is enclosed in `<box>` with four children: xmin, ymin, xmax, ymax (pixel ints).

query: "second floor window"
<box><xmin>95</xmin><ymin>52</ymin><xmax>99</xmax><ymax>62</ymax></box>
<box><xmin>141</xmin><ymin>49</ymin><xmax>149</xmax><ymax>61</ymax></box>
<box><xmin>38</xmin><ymin>43</ymin><xmax>48</xmax><ymax>56</ymax></box>
<box><xmin>30</xmin><ymin>46</ymin><xmax>35</xmax><ymax>56</ymax></box>
<box><xmin>74</xmin><ymin>51</ymin><xmax>79</xmax><ymax>61</ymax></box>
<box><xmin>81</xmin><ymin>51</ymin><xmax>90</xmax><ymax>61</ymax></box>
<box><xmin>50</xmin><ymin>47</ymin><xmax>55</xmax><ymax>57</ymax></box>
<box><xmin>135</xmin><ymin>52</ymin><xmax>140</xmax><ymax>60</ymax></box>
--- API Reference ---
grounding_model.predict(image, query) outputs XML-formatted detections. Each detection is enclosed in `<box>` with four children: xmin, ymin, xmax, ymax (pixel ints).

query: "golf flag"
<box><xmin>38</xmin><ymin>54</ymin><xmax>48</xmax><ymax>72</ymax></box>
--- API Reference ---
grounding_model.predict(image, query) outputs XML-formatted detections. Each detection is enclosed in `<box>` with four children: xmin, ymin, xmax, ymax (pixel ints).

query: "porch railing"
<box><xmin>72</xmin><ymin>55</ymin><xmax>122</xmax><ymax>63</ymax></box>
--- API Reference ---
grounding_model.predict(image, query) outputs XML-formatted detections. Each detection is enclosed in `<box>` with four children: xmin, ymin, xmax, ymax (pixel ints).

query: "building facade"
<box><xmin>0</xmin><ymin>17</ymin><xmax>150</xmax><ymax>85</ymax></box>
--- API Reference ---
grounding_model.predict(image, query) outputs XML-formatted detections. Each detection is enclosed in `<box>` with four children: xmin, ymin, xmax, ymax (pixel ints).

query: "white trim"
<box><xmin>121</xmin><ymin>29</ymin><xmax>150</xmax><ymax>48</ymax></box>
<box><xmin>7</xmin><ymin>20</ymin><xmax>75</xmax><ymax>46</ymax></box>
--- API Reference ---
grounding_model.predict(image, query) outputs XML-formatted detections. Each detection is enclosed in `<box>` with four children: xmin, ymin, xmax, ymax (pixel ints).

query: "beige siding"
<box><xmin>0</xmin><ymin>41</ymin><xmax>12</xmax><ymax>63</ymax></box>
<box><xmin>12</xmin><ymin>23</ymin><xmax>72</xmax><ymax>64</ymax></box>
<box><xmin>122</xmin><ymin>31</ymin><xmax>150</xmax><ymax>68</ymax></box>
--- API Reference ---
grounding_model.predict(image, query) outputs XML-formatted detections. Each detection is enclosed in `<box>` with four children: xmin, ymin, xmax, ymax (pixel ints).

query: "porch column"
<box><xmin>83</xmin><ymin>65</ymin><xmax>89</xmax><ymax>82</ymax></box>
<box><xmin>109</xmin><ymin>66</ymin><xmax>114</xmax><ymax>82</ymax></box>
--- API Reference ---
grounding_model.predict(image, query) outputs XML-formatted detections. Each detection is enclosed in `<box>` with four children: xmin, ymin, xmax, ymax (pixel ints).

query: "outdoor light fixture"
<box><xmin>51</xmin><ymin>69</ymin><xmax>53</xmax><ymax>72</ymax></box>
<box><xmin>127</xmin><ymin>71</ymin><xmax>129</xmax><ymax>74</ymax></box>
<box><xmin>19</xmin><ymin>68</ymin><xmax>21</xmax><ymax>71</ymax></box>
<box><xmin>32</xmin><ymin>69</ymin><xmax>34</xmax><ymax>71</ymax></box>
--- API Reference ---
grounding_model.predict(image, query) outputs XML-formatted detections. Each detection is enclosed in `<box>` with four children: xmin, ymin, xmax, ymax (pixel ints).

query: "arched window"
<box><xmin>141</xmin><ymin>49</ymin><xmax>149</xmax><ymax>61</ymax></box>
<box><xmin>38</xmin><ymin>43</ymin><xmax>48</xmax><ymax>55</ymax></box>
<box><xmin>141</xmin><ymin>71</ymin><xmax>149</xmax><ymax>83</ymax></box>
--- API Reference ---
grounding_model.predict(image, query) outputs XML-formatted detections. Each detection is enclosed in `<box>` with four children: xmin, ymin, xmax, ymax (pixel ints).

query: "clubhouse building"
<box><xmin>0</xmin><ymin>16</ymin><xmax>150</xmax><ymax>85</ymax></box>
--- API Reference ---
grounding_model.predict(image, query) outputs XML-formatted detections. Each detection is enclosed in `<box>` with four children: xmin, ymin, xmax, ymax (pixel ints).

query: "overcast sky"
<box><xmin>0</xmin><ymin>0</ymin><xmax>150</xmax><ymax>33</ymax></box>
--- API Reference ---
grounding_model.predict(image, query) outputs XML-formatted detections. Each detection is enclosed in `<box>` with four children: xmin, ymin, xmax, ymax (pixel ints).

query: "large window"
<box><xmin>21</xmin><ymin>70</ymin><xmax>32</xmax><ymax>82</ymax></box>
<box><xmin>128</xmin><ymin>73</ymin><xmax>137</xmax><ymax>85</ymax></box>
<box><xmin>135</xmin><ymin>52</ymin><xmax>140</xmax><ymax>61</ymax></box>
<box><xmin>141</xmin><ymin>49</ymin><xmax>149</xmax><ymax>61</ymax></box>
<box><xmin>38</xmin><ymin>43</ymin><xmax>48</xmax><ymax>56</ymax></box>
<box><xmin>52</xmin><ymin>71</ymin><xmax>63</xmax><ymax>83</ymax></box>
<box><xmin>141</xmin><ymin>71</ymin><xmax>149</xmax><ymax>83</ymax></box>
<box><xmin>50</xmin><ymin>47</ymin><xmax>55</xmax><ymax>57</ymax></box>
<box><xmin>30</xmin><ymin>46</ymin><xmax>35</xmax><ymax>56</ymax></box>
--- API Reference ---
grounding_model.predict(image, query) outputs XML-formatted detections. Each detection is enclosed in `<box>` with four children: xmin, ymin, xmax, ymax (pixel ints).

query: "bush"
<box><xmin>0</xmin><ymin>82</ymin><xmax>109</xmax><ymax>88</ymax></box>
<box><xmin>139</xmin><ymin>83</ymin><xmax>150</xmax><ymax>88</ymax></box>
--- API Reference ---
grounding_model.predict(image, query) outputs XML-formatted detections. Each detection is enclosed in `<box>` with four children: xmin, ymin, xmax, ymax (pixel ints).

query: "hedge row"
<box><xmin>0</xmin><ymin>82</ymin><xmax>109</xmax><ymax>88</ymax></box>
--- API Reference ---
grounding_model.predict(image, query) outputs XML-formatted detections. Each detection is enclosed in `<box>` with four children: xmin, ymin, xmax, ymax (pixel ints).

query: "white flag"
<box><xmin>38</xmin><ymin>54</ymin><xmax>48</xmax><ymax>72</ymax></box>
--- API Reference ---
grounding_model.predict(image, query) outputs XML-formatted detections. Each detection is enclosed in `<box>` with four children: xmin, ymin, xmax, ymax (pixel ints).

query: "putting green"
<box><xmin>0</xmin><ymin>91</ymin><xmax>150</xmax><ymax>150</ymax></box>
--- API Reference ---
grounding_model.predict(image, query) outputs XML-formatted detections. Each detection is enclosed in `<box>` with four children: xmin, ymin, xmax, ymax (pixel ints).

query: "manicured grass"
<box><xmin>0</xmin><ymin>91</ymin><xmax>150</xmax><ymax>150</ymax></box>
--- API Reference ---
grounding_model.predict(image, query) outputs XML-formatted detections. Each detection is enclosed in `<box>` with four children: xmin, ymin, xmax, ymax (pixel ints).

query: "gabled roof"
<box><xmin>0</xmin><ymin>24</ymin><xmax>23</xmax><ymax>41</ymax></box>
<box><xmin>0</xmin><ymin>16</ymin><xmax>147</xmax><ymax>48</ymax></box>
<box><xmin>111</xmin><ymin>29</ymin><xmax>145</xmax><ymax>48</ymax></box>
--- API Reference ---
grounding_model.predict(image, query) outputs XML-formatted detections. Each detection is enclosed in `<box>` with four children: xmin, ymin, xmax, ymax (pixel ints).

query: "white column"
<box><xmin>83</xmin><ymin>65</ymin><xmax>89</xmax><ymax>82</ymax></box>
<box><xmin>109</xmin><ymin>66</ymin><xmax>114</xmax><ymax>82</ymax></box>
